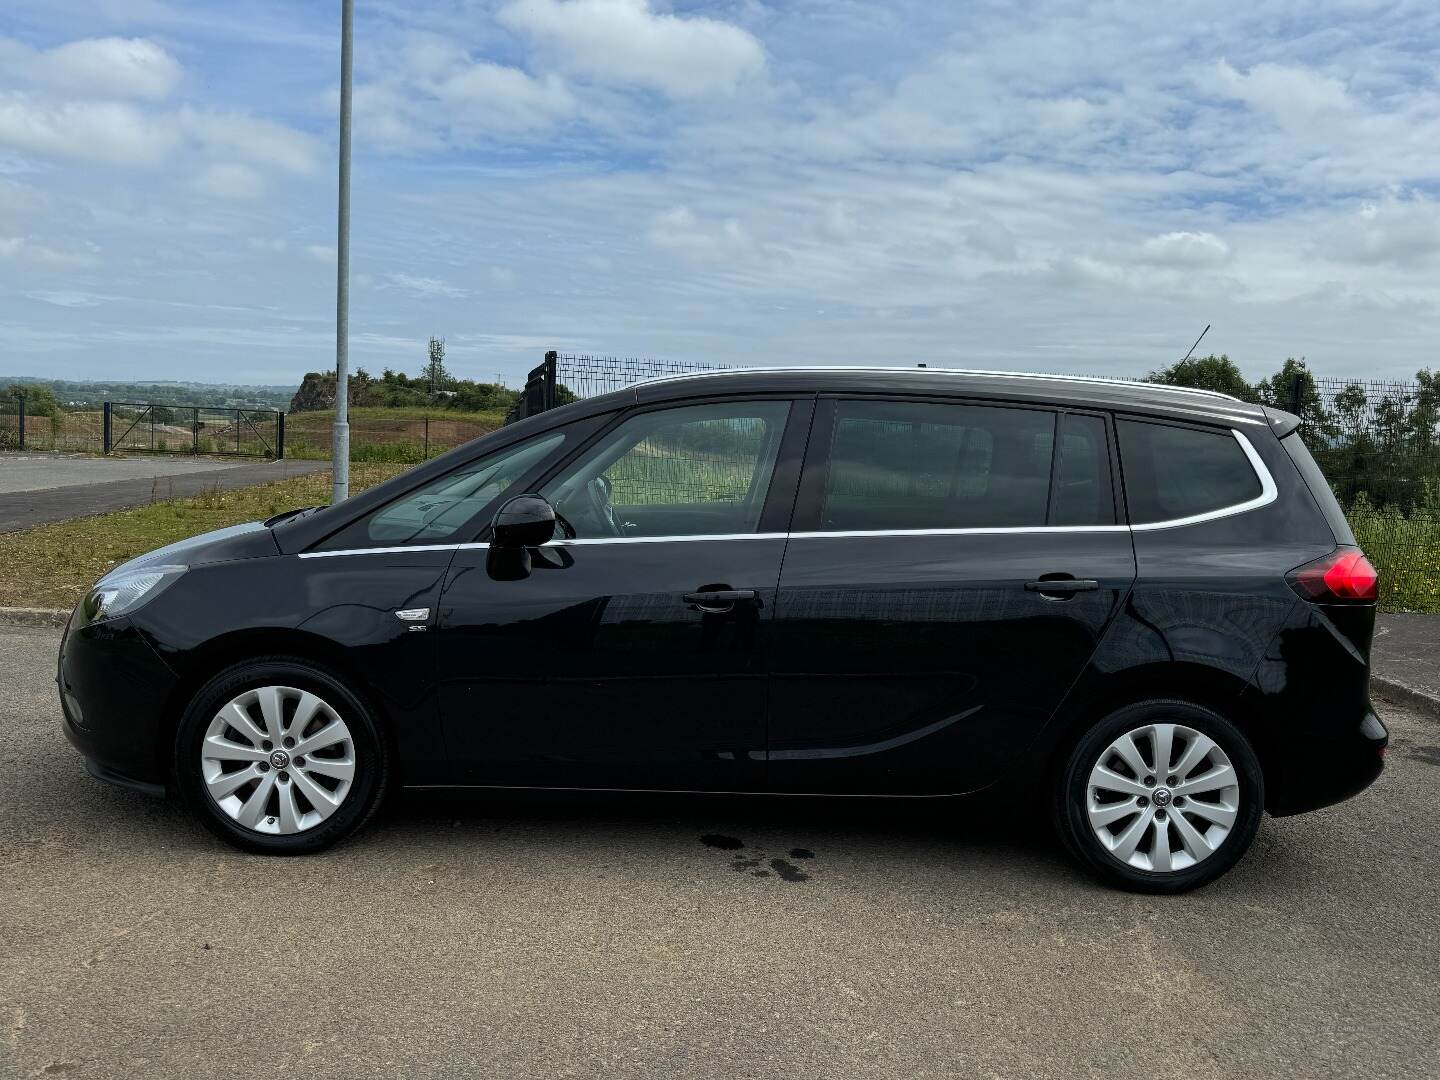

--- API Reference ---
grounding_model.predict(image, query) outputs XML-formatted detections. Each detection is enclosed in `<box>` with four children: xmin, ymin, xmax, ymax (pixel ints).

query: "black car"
<box><xmin>58</xmin><ymin>367</ymin><xmax>1386</xmax><ymax>891</ymax></box>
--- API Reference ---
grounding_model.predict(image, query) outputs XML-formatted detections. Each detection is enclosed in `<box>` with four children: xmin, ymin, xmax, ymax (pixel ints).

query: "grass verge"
<box><xmin>0</xmin><ymin>464</ymin><xmax>407</xmax><ymax>610</ymax></box>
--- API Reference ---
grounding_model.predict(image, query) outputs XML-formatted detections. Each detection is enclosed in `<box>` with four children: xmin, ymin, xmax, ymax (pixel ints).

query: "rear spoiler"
<box><xmin>1262</xmin><ymin>405</ymin><xmax>1302</xmax><ymax>439</ymax></box>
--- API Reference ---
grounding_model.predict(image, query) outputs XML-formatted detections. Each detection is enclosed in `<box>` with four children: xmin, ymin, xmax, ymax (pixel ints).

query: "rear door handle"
<box><xmin>683</xmin><ymin>589</ymin><xmax>758</xmax><ymax>613</ymax></box>
<box><xmin>1025</xmin><ymin>579</ymin><xmax>1100</xmax><ymax>596</ymax></box>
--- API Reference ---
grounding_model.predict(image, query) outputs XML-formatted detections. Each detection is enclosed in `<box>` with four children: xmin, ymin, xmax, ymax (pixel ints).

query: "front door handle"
<box><xmin>682</xmin><ymin>589</ymin><xmax>758</xmax><ymax>613</ymax></box>
<box><xmin>1025</xmin><ymin>578</ymin><xmax>1100</xmax><ymax>598</ymax></box>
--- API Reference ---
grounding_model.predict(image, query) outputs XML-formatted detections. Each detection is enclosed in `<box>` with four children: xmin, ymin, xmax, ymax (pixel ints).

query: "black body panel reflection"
<box><xmin>767</xmin><ymin>531</ymin><xmax>1136</xmax><ymax>794</ymax></box>
<box><xmin>436</xmin><ymin>538</ymin><xmax>786</xmax><ymax>790</ymax></box>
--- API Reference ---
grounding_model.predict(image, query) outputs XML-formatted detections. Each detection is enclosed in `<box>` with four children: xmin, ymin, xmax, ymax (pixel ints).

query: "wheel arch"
<box><xmin>155</xmin><ymin>628</ymin><xmax>391</xmax><ymax>772</ymax></box>
<box><xmin>1038</xmin><ymin>661</ymin><xmax>1279</xmax><ymax>787</ymax></box>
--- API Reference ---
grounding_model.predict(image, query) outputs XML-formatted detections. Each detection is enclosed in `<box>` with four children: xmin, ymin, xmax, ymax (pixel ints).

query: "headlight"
<box><xmin>80</xmin><ymin>564</ymin><xmax>187</xmax><ymax>625</ymax></box>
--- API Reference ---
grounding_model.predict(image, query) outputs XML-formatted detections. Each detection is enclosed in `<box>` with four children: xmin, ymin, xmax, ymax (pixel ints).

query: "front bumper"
<box><xmin>58</xmin><ymin>613</ymin><xmax>179</xmax><ymax>792</ymax></box>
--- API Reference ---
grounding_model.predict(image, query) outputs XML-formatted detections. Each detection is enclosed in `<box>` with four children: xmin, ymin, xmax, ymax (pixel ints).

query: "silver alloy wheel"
<box><xmin>200</xmin><ymin>685</ymin><xmax>356</xmax><ymax>835</ymax></box>
<box><xmin>1086</xmin><ymin>722</ymin><xmax>1240</xmax><ymax>873</ymax></box>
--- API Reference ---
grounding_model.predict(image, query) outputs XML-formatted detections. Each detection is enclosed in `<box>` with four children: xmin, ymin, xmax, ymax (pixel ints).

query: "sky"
<box><xmin>2</xmin><ymin>0</ymin><xmax>1440</xmax><ymax>390</ymax></box>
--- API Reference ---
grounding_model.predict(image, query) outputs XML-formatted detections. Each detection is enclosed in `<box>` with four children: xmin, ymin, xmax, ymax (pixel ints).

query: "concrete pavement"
<box><xmin>1373</xmin><ymin>614</ymin><xmax>1440</xmax><ymax>710</ymax></box>
<box><xmin>1</xmin><ymin>624</ymin><xmax>1437</xmax><ymax>1079</ymax></box>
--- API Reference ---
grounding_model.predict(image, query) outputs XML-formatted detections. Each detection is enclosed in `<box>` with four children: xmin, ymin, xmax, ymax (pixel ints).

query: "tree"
<box><xmin>6</xmin><ymin>382</ymin><xmax>60</xmax><ymax>417</ymax></box>
<box><xmin>1146</xmin><ymin>355</ymin><xmax>1259</xmax><ymax>403</ymax></box>
<box><xmin>422</xmin><ymin>336</ymin><xmax>451</xmax><ymax>394</ymax></box>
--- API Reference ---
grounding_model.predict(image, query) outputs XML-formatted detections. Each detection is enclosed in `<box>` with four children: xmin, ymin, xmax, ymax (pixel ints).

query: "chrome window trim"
<box><xmin>299</xmin><ymin>543</ymin><xmax>464</xmax><ymax>559</ymax></box>
<box><xmin>299</xmin><ymin>429</ymin><xmax>1275</xmax><ymax>556</ymax></box>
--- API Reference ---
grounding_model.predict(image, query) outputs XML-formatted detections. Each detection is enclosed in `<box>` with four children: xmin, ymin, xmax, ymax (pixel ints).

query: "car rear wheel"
<box><xmin>1055</xmin><ymin>700</ymin><xmax>1264</xmax><ymax>893</ymax></box>
<box><xmin>174</xmin><ymin>658</ymin><xmax>391</xmax><ymax>854</ymax></box>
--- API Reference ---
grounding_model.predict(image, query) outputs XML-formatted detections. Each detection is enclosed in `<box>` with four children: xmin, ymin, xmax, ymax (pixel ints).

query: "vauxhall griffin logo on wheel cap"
<box><xmin>1152</xmin><ymin>787</ymin><xmax>1172</xmax><ymax>807</ymax></box>
<box><xmin>269</xmin><ymin>749</ymin><xmax>290</xmax><ymax>770</ymax></box>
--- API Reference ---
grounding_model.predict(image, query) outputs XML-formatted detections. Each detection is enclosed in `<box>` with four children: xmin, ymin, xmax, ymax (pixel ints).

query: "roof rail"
<box><xmin>635</xmin><ymin>365</ymin><xmax>1242</xmax><ymax>403</ymax></box>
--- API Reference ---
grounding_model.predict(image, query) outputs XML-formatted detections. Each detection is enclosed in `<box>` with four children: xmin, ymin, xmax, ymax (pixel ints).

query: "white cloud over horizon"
<box><xmin>2</xmin><ymin>0</ymin><xmax>1440</xmax><ymax>389</ymax></box>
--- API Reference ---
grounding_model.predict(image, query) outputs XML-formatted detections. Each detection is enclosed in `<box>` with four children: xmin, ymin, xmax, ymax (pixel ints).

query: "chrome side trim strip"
<box><xmin>1129</xmin><ymin>429</ymin><xmax>1277</xmax><ymax>532</ymax></box>
<box><xmin>299</xmin><ymin>543</ymin><xmax>463</xmax><ymax>559</ymax></box>
<box><xmin>786</xmin><ymin>525</ymin><xmax>1131</xmax><ymax>539</ymax></box>
<box><xmin>546</xmin><ymin>533</ymin><xmax>786</xmax><ymax>546</ymax></box>
<box><xmin>299</xmin><ymin>428</ymin><xmax>1276</xmax><ymax>556</ymax></box>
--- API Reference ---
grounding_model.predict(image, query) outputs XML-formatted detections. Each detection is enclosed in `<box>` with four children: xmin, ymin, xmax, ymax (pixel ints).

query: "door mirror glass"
<box><xmin>491</xmin><ymin>494</ymin><xmax>557</xmax><ymax>548</ymax></box>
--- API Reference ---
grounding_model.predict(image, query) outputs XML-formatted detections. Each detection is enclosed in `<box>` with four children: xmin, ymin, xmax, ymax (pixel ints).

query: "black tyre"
<box><xmin>174</xmin><ymin>657</ymin><xmax>391</xmax><ymax>854</ymax></box>
<box><xmin>1054</xmin><ymin>700</ymin><xmax>1264</xmax><ymax>893</ymax></box>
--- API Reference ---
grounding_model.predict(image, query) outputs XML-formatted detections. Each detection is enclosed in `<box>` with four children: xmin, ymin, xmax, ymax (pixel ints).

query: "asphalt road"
<box><xmin>3</xmin><ymin>624</ymin><xmax>1438</xmax><ymax>1079</ymax></box>
<box><xmin>0</xmin><ymin>455</ymin><xmax>328</xmax><ymax>533</ymax></box>
<box><xmin>0</xmin><ymin>454</ymin><xmax>252</xmax><ymax>496</ymax></box>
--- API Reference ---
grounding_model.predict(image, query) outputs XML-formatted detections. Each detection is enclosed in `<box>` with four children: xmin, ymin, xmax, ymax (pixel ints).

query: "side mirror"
<box><xmin>491</xmin><ymin>494</ymin><xmax>556</xmax><ymax>549</ymax></box>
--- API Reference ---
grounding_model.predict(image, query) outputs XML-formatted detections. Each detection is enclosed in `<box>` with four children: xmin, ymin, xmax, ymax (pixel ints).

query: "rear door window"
<box><xmin>1116</xmin><ymin>419</ymin><xmax>1261</xmax><ymax>525</ymax></box>
<box><xmin>818</xmin><ymin>401</ymin><xmax>1056</xmax><ymax>530</ymax></box>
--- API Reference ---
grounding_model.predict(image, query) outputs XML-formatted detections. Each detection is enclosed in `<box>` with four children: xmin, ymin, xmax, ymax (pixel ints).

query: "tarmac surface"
<box><xmin>2</xmin><ymin>624</ymin><xmax>1438</xmax><ymax>1079</ymax></box>
<box><xmin>0</xmin><ymin>453</ymin><xmax>327</xmax><ymax>533</ymax></box>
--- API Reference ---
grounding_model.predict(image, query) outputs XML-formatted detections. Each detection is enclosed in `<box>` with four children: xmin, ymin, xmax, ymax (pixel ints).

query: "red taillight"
<box><xmin>1288</xmin><ymin>548</ymin><xmax>1379</xmax><ymax>603</ymax></box>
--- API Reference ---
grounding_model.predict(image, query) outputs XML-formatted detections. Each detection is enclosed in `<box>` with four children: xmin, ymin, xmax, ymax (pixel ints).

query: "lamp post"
<box><xmin>331</xmin><ymin>0</ymin><xmax>354</xmax><ymax>502</ymax></box>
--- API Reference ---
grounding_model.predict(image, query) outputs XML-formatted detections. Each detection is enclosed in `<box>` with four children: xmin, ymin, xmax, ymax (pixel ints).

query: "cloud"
<box><xmin>498</xmin><ymin>0</ymin><xmax>765</xmax><ymax>99</ymax></box>
<box><xmin>195</xmin><ymin>162</ymin><xmax>265</xmax><ymax>200</ymax></box>
<box><xmin>383</xmin><ymin>272</ymin><xmax>469</xmax><ymax>298</ymax></box>
<box><xmin>0</xmin><ymin>94</ymin><xmax>178</xmax><ymax>165</ymax></box>
<box><xmin>24</xmin><ymin>289</ymin><xmax>109</xmax><ymax>307</ymax></box>
<box><xmin>1138</xmin><ymin>231</ymin><xmax>1232</xmax><ymax>268</ymax></box>
<box><xmin>0</xmin><ymin>36</ymin><xmax>183</xmax><ymax>100</ymax></box>
<box><xmin>646</xmin><ymin>206</ymin><xmax>754</xmax><ymax>262</ymax></box>
<box><xmin>305</xmin><ymin>244</ymin><xmax>336</xmax><ymax>263</ymax></box>
<box><xmin>434</xmin><ymin>62</ymin><xmax>576</xmax><ymax>131</ymax></box>
<box><xmin>1209</xmin><ymin>61</ymin><xmax>1352</xmax><ymax>129</ymax></box>
<box><xmin>0</xmin><ymin>236</ymin><xmax>100</xmax><ymax>268</ymax></box>
<box><xmin>179</xmin><ymin>108</ymin><xmax>319</xmax><ymax>174</ymax></box>
<box><xmin>1323</xmin><ymin>196</ymin><xmax>1440</xmax><ymax>267</ymax></box>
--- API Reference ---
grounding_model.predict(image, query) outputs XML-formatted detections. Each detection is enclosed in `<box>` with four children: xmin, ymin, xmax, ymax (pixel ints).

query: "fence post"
<box><xmin>16</xmin><ymin>393</ymin><xmax>24</xmax><ymax>451</ymax></box>
<box><xmin>276</xmin><ymin>412</ymin><xmax>286</xmax><ymax>460</ymax></box>
<box><xmin>102</xmin><ymin>402</ymin><xmax>112</xmax><ymax>454</ymax></box>
<box><xmin>193</xmin><ymin>407</ymin><xmax>201</xmax><ymax>455</ymax></box>
<box><xmin>544</xmin><ymin>350</ymin><xmax>557</xmax><ymax>411</ymax></box>
<box><xmin>424</xmin><ymin>416</ymin><xmax>430</xmax><ymax>460</ymax></box>
<box><xmin>1287</xmin><ymin>372</ymin><xmax>1305</xmax><ymax>418</ymax></box>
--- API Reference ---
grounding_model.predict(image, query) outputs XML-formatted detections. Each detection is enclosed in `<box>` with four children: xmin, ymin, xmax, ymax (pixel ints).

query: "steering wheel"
<box><xmin>585</xmin><ymin>475</ymin><xmax>623</xmax><ymax>537</ymax></box>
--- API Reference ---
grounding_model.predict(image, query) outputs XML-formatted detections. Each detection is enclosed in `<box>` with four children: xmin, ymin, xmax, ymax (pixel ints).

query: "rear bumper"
<box><xmin>58</xmin><ymin>614</ymin><xmax>177</xmax><ymax>791</ymax></box>
<box><xmin>1266</xmin><ymin>705</ymin><xmax>1387</xmax><ymax>817</ymax></box>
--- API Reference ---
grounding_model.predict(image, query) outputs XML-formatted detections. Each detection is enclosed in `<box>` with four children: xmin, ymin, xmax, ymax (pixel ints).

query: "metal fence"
<box><xmin>508</xmin><ymin>351</ymin><xmax>731</xmax><ymax>421</ymax></box>
<box><xmin>281</xmin><ymin>413</ymin><xmax>499</xmax><ymax>463</ymax></box>
<box><xmin>103</xmin><ymin>403</ymin><xmax>284</xmax><ymax>458</ymax></box>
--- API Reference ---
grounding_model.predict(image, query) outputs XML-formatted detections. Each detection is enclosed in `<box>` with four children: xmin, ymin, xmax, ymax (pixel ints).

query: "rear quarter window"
<box><xmin>1117</xmin><ymin>419</ymin><xmax>1261</xmax><ymax>526</ymax></box>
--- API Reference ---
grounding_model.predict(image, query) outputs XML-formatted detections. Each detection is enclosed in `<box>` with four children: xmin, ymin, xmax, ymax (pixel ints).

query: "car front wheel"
<box><xmin>174</xmin><ymin>658</ymin><xmax>391</xmax><ymax>854</ymax></box>
<box><xmin>1055</xmin><ymin>700</ymin><xmax>1265</xmax><ymax>893</ymax></box>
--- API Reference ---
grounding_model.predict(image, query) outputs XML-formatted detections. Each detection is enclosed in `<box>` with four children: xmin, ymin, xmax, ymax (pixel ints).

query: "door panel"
<box><xmin>433</xmin><ymin>396</ymin><xmax>810</xmax><ymax>791</ymax></box>
<box><xmin>436</xmin><ymin>537</ymin><xmax>784</xmax><ymax>790</ymax></box>
<box><xmin>766</xmin><ymin>397</ymin><xmax>1135</xmax><ymax>795</ymax></box>
<box><xmin>766</xmin><ymin>531</ymin><xmax>1135</xmax><ymax>794</ymax></box>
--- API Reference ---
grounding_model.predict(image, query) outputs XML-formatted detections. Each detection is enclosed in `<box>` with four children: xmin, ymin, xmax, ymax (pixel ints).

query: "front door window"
<box><xmin>541</xmin><ymin>401</ymin><xmax>792</xmax><ymax>539</ymax></box>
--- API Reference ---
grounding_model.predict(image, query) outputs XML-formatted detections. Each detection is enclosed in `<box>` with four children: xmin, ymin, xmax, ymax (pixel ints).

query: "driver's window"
<box><xmin>541</xmin><ymin>401</ymin><xmax>791</xmax><ymax>539</ymax></box>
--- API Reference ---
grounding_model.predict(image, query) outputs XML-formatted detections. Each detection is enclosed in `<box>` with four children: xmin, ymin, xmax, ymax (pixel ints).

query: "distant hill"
<box><xmin>2</xmin><ymin>376</ymin><xmax>294</xmax><ymax>411</ymax></box>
